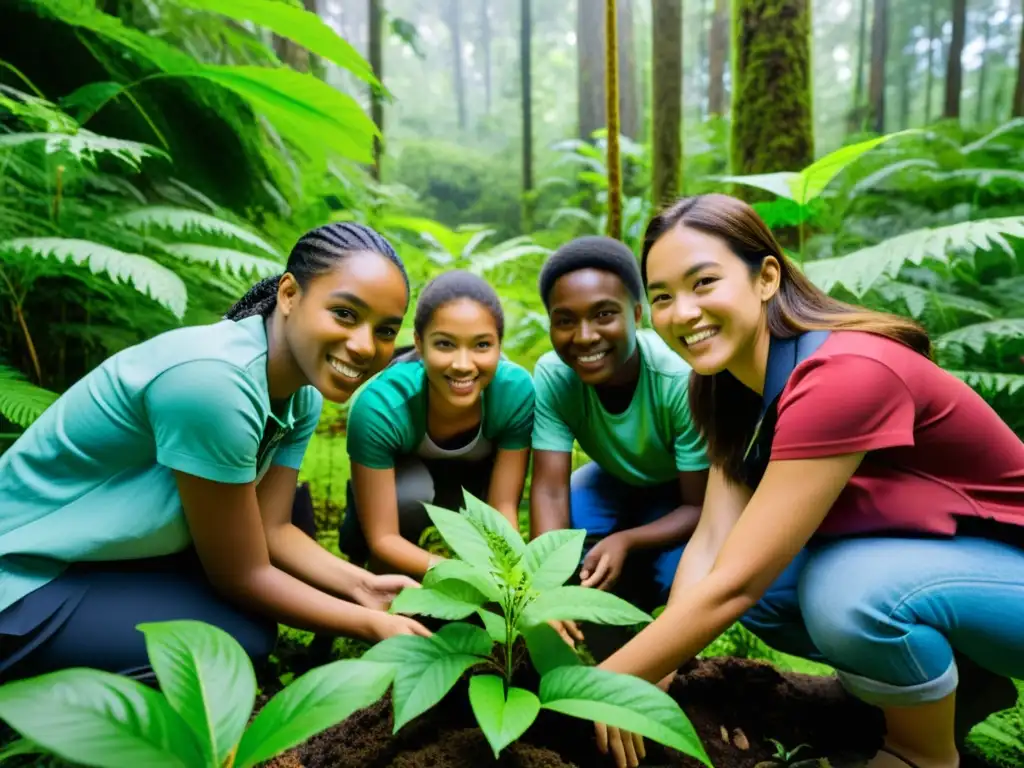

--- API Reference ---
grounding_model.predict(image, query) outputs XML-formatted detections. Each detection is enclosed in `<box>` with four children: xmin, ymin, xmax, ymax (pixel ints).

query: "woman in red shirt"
<box><xmin>594</xmin><ymin>193</ymin><xmax>1024</xmax><ymax>768</ymax></box>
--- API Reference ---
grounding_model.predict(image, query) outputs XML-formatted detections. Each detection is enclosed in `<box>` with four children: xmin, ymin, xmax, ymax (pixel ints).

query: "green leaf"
<box><xmin>936</xmin><ymin>319</ymin><xmax>1024</xmax><ymax>356</ymax></box>
<box><xmin>422</xmin><ymin>502</ymin><xmax>495</xmax><ymax>572</ymax></box>
<box><xmin>0</xmin><ymin>237</ymin><xmax>188</xmax><ymax>319</ymax></box>
<box><xmin>389</xmin><ymin>580</ymin><xmax>488</xmax><ymax>620</ymax></box>
<box><xmin>461</xmin><ymin>489</ymin><xmax>527</xmax><ymax>559</ymax></box>
<box><xmin>792</xmin><ymin>130</ymin><xmax>919</xmax><ymax>204</ymax></box>
<box><xmin>468</xmin><ymin>676</ymin><xmax>540</xmax><ymax>758</ymax></box>
<box><xmin>234</xmin><ymin>659</ymin><xmax>394</xmax><ymax>768</ymax></box>
<box><xmin>0</xmin><ymin>366</ymin><xmax>59</xmax><ymax>428</ymax></box>
<box><xmin>522</xmin><ymin>529</ymin><xmax>585</xmax><ymax>590</ymax></box>
<box><xmin>191</xmin><ymin>65</ymin><xmax>377</xmax><ymax>164</ymax></box>
<box><xmin>423</xmin><ymin>558</ymin><xmax>501</xmax><ymax>602</ymax></box>
<box><xmin>110</xmin><ymin>206</ymin><xmax>282</xmax><ymax>257</ymax></box>
<box><xmin>948</xmin><ymin>370</ymin><xmax>1024</xmax><ymax>400</ymax></box>
<box><xmin>137</xmin><ymin>620</ymin><xmax>255</xmax><ymax>767</ymax></box>
<box><xmin>540</xmin><ymin>666</ymin><xmax>711</xmax><ymax>766</ymax></box>
<box><xmin>0</xmin><ymin>668</ymin><xmax>203</xmax><ymax>768</ymax></box>
<box><xmin>177</xmin><ymin>0</ymin><xmax>377</xmax><ymax>85</ymax></box>
<box><xmin>161</xmin><ymin>244</ymin><xmax>282</xmax><ymax>279</ymax></box>
<box><xmin>0</xmin><ymin>131</ymin><xmax>169</xmax><ymax>170</ymax></box>
<box><xmin>363</xmin><ymin>625</ymin><xmax>490</xmax><ymax>731</ymax></box>
<box><xmin>713</xmin><ymin>171</ymin><xmax>800</xmax><ymax>201</ymax></box>
<box><xmin>477</xmin><ymin>608</ymin><xmax>512</xmax><ymax>645</ymax></box>
<box><xmin>519</xmin><ymin>586</ymin><xmax>652</xmax><ymax>629</ymax></box>
<box><xmin>521</xmin><ymin>622</ymin><xmax>582</xmax><ymax>676</ymax></box>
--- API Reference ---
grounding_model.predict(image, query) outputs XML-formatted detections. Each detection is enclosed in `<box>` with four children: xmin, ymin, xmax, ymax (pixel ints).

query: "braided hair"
<box><xmin>413</xmin><ymin>270</ymin><xmax>505</xmax><ymax>340</ymax></box>
<box><xmin>225</xmin><ymin>222</ymin><xmax>409</xmax><ymax>320</ymax></box>
<box><xmin>538</xmin><ymin>235</ymin><xmax>643</xmax><ymax>309</ymax></box>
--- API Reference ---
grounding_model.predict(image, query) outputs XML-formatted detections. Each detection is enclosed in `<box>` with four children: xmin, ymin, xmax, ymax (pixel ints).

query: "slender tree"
<box><xmin>847</xmin><ymin>0</ymin><xmax>869</xmax><ymax>132</ymax></box>
<box><xmin>867</xmin><ymin>0</ymin><xmax>888</xmax><ymax>133</ymax></box>
<box><xmin>944</xmin><ymin>0</ymin><xmax>966</xmax><ymax>119</ymax></box>
<box><xmin>520</xmin><ymin>0</ymin><xmax>533</xmax><ymax>229</ymax></box>
<box><xmin>707</xmin><ymin>0</ymin><xmax>729</xmax><ymax>117</ymax></box>
<box><xmin>1014</xmin><ymin>0</ymin><xmax>1024</xmax><ymax>117</ymax></box>
<box><xmin>605</xmin><ymin>0</ymin><xmax>621</xmax><ymax>241</ymax></box>
<box><xmin>369</xmin><ymin>0</ymin><xmax>384</xmax><ymax>180</ymax></box>
<box><xmin>445</xmin><ymin>0</ymin><xmax>467</xmax><ymax>131</ymax></box>
<box><xmin>924</xmin><ymin>0</ymin><xmax>937</xmax><ymax>124</ymax></box>
<box><xmin>651</xmin><ymin>0</ymin><xmax>682</xmax><ymax>209</ymax></box>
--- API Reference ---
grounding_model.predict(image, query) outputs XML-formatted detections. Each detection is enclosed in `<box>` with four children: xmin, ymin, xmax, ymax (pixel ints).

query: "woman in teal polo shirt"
<box><xmin>339</xmin><ymin>270</ymin><xmax>535</xmax><ymax>577</ymax></box>
<box><xmin>0</xmin><ymin>222</ymin><xmax>430</xmax><ymax>684</ymax></box>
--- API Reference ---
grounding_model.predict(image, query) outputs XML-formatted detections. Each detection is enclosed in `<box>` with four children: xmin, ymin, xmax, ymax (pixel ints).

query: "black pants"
<box><xmin>0</xmin><ymin>485</ymin><xmax>320</xmax><ymax>685</ymax></box>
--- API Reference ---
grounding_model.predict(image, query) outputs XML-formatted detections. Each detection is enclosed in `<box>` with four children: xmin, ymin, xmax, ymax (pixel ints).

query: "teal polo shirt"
<box><xmin>0</xmin><ymin>314</ymin><xmax>323</xmax><ymax>614</ymax></box>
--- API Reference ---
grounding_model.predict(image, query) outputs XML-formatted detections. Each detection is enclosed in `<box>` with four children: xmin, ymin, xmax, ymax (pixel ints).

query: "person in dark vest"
<box><xmin>590</xmin><ymin>194</ymin><xmax>1024</xmax><ymax>768</ymax></box>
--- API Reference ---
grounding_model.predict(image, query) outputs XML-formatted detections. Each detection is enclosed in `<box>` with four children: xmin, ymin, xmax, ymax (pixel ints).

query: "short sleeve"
<box><xmin>667</xmin><ymin>380</ymin><xmax>709</xmax><ymax>472</ymax></box>
<box><xmin>772</xmin><ymin>355</ymin><xmax>916</xmax><ymax>460</ymax></box>
<box><xmin>345</xmin><ymin>385</ymin><xmax>405</xmax><ymax>469</ymax></box>
<box><xmin>491</xmin><ymin>364</ymin><xmax>535</xmax><ymax>451</ymax></box>
<box><xmin>530</xmin><ymin>362</ymin><xmax>575</xmax><ymax>453</ymax></box>
<box><xmin>145</xmin><ymin>360</ymin><xmax>265</xmax><ymax>484</ymax></box>
<box><xmin>272</xmin><ymin>387</ymin><xmax>323</xmax><ymax>470</ymax></box>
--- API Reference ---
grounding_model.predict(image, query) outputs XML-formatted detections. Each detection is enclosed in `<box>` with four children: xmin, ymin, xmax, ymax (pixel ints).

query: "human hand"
<box><xmin>547</xmin><ymin>619</ymin><xmax>585</xmax><ymax>649</ymax></box>
<box><xmin>595</xmin><ymin>722</ymin><xmax>645</xmax><ymax>768</ymax></box>
<box><xmin>580</xmin><ymin>532</ymin><xmax>631</xmax><ymax>591</ymax></box>
<box><xmin>366</xmin><ymin>612</ymin><xmax>432</xmax><ymax>641</ymax></box>
<box><xmin>352</xmin><ymin>572</ymin><xmax>420</xmax><ymax>611</ymax></box>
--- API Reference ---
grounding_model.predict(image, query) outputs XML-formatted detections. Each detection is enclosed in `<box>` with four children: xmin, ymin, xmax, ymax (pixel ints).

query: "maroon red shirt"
<box><xmin>771</xmin><ymin>331</ymin><xmax>1024</xmax><ymax>537</ymax></box>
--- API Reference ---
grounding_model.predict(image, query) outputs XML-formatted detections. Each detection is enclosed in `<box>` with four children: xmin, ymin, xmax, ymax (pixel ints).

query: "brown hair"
<box><xmin>640</xmin><ymin>193</ymin><xmax>931</xmax><ymax>483</ymax></box>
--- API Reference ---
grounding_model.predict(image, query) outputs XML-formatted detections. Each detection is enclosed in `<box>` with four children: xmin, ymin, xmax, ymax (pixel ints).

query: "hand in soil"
<box><xmin>595</xmin><ymin>722</ymin><xmax>646</xmax><ymax>768</ymax></box>
<box><xmin>580</xmin><ymin>532</ymin><xmax>631</xmax><ymax>591</ymax></box>
<box><xmin>548</xmin><ymin>619</ymin><xmax>585</xmax><ymax>648</ymax></box>
<box><xmin>353</xmin><ymin>572</ymin><xmax>422</xmax><ymax>611</ymax></box>
<box><xmin>367</xmin><ymin>612</ymin><xmax>433</xmax><ymax>640</ymax></box>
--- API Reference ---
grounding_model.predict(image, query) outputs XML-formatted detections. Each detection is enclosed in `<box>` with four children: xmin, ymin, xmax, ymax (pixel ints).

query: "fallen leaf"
<box><xmin>732</xmin><ymin>727</ymin><xmax>750</xmax><ymax>750</ymax></box>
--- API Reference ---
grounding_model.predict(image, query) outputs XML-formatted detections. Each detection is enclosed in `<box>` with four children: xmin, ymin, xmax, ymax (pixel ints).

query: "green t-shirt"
<box><xmin>0</xmin><ymin>314</ymin><xmax>322</xmax><ymax>614</ymax></box>
<box><xmin>346</xmin><ymin>358</ymin><xmax>535</xmax><ymax>469</ymax></box>
<box><xmin>531</xmin><ymin>329</ymin><xmax>708</xmax><ymax>486</ymax></box>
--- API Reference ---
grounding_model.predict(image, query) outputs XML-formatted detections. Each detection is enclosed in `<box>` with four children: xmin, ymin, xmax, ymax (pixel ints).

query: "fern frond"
<box><xmin>0</xmin><ymin>131</ymin><xmax>169</xmax><ymax>169</ymax></box>
<box><xmin>936</xmin><ymin>319</ymin><xmax>1024</xmax><ymax>356</ymax></box>
<box><xmin>0</xmin><ymin>366</ymin><xmax>59</xmax><ymax>428</ymax></box>
<box><xmin>0</xmin><ymin>238</ymin><xmax>187</xmax><ymax>319</ymax></box>
<box><xmin>804</xmin><ymin>217</ymin><xmax>1024</xmax><ymax>297</ymax></box>
<box><xmin>109</xmin><ymin>207</ymin><xmax>282</xmax><ymax>258</ymax></box>
<box><xmin>160</xmin><ymin>243</ymin><xmax>282</xmax><ymax>279</ymax></box>
<box><xmin>947</xmin><ymin>371</ymin><xmax>1024</xmax><ymax>400</ymax></box>
<box><xmin>857</xmin><ymin>280</ymin><xmax>998</xmax><ymax>330</ymax></box>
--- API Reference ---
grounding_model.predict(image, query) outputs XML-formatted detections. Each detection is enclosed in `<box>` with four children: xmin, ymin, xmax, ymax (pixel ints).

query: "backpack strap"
<box><xmin>740</xmin><ymin>330</ymin><xmax>831</xmax><ymax>489</ymax></box>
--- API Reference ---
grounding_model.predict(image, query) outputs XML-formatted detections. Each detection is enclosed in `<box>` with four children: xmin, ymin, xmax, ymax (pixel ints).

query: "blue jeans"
<box><xmin>740</xmin><ymin>534</ymin><xmax>1024</xmax><ymax>707</ymax></box>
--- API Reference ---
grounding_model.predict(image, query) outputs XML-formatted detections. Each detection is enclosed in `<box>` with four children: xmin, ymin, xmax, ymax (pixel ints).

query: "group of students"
<box><xmin>0</xmin><ymin>193</ymin><xmax>1022</xmax><ymax>768</ymax></box>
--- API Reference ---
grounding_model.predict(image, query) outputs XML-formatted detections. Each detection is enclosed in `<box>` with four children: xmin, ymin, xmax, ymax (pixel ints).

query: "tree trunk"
<box><xmin>732</xmin><ymin>0</ymin><xmax>814</xmax><ymax>178</ymax></box>
<box><xmin>605</xmin><ymin>0</ymin><xmax>621</xmax><ymax>241</ymax></box>
<box><xmin>273</xmin><ymin>0</ymin><xmax>318</xmax><ymax>72</ymax></box>
<box><xmin>1013</xmin><ymin>3</ymin><xmax>1023</xmax><ymax>118</ymax></box>
<box><xmin>617</xmin><ymin>0</ymin><xmax>639</xmax><ymax>139</ymax></box>
<box><xmin>847</xmin><ymin>0</ymin><xmax>869</xmax><ymax>132</ymax></box>
<box><xmin>481</xmin><ymin>0</ymin><xmax>492</xmax><ymax>114</ymax></box>
<box><xmin>651</xmin><ymin>0</ymin><xmax>683</xmax><ymax>209</ymax></box>
<box><xmin>707</xmin><ymin>0</ymin><xmax>729</xmax><ymax>117</ymax></box>
<box><xmin>977</xmin><ymin>18</ymin><xmax>991</xmax><ymax>124</ymax></box>
<box><xmin>578</xmin><ymin>0</ymin><xmax>606</xmax><ymax>140</ymax></box>
<box><xmin>944</xmin><ymin>0</ymin><xmax>965</xmax><ymax>119</ymax></box>
<box><xmin>521</xmin><ymin>0</ymin><xmax>533</xmax><ymax>228</ymax></box>
<box><xmin>446</xmin><ymin>0</ymin><xmax>467</xmax><ymax>131</ymax></box>
<box><xmin>867</xmin><ymin>0</ymin><xmax>888</xmax><ymax>133</ymax></box>
<box><xmin>924</xmin><ymin>0</ymin><xmax>936</xmax><ymax>123</ymax></box>
<box><xmin>368</xmin><ymin>0</ymin><xmax>384</xmax><ymax>180</ymax></box>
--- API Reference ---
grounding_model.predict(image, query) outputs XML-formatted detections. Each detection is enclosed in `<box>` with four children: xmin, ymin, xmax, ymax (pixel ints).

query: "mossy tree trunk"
<box><xmin>368</xmin><ymin>0</ymin><xmax>384</xmax><ymax>180</ymax></box>
<box><xmin>707</xmin><ymin>0</ymin><xmax>729</xmax><ymax>117</ymax></box>
<box><xmin>651</xmin><ymin>0</ymin><xmax>682</xmax><ymax>210</ymax></box>
<box><xmin>731</xmin><ymin>0</ymin><xmax>814</xmax><ymax>180</ymax></box>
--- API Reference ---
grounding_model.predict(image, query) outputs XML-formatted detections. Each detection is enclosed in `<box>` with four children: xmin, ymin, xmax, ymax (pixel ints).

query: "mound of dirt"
<box><xmin>265</xmin><ymin>656</ymin><xmax>898</xmax><ymax>768</ymax></box>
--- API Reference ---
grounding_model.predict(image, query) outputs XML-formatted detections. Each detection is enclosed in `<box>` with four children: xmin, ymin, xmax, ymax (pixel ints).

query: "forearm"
<box><xmin>529</xmin><ymin>486</ymin><xmax>569</xmax><ymax>538</ymax></box>
<box><xmin>619</xmin><ymin>504</ymin><xmax>701</xmax><ymax>550</ymax></box>
<box><xmin>266</xmin><ymin>523</ymin><xmax>368</xmax><ymax>599</ymax></box>
<box><xmin>370</xmin><ymin>533</ymin><xmax>439</xmax><ymax>578</ymax></box>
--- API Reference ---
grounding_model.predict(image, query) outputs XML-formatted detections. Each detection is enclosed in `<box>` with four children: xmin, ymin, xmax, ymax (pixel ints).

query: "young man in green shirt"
<box><xmin>529</xmin><ymin>236</ymin><xmax>709</xmax><ymax>657</ymax></box>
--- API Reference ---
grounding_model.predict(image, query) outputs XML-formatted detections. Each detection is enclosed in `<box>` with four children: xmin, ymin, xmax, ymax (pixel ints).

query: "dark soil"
<box><xmin>264</xmin><ymin>656</ymin><xmax>900</xmax><ymax>768</ymax></box>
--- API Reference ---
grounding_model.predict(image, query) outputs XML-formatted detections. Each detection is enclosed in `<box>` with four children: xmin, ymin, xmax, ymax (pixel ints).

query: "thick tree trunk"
<box><xmin>368</xmin><ymin>0</ymin><xmax>384</xmax><ymax>180</ymax></box>
<box><xmin>605</xmin><ymin>0</ymin><xmax>621</xmax><ymax>241</ymax></box>
<box><xmin>521</xmin><ymin>0</ymin><xmax>533</xmax><ymax>228</ymax></box>
<box><xmin>867</xmin><ymin>0</ymin><xmax>888</xmax><ymax>133</ymax></box>
<box><xmin>732</xmin><ymin>0</ymin><xmax>814</xmax><ymax>177</ymax></box>
<box><xmin>707</xmin><ymin>0</ymin><xmax>729</xmax><ymax>117</ymax></box>
<box><xmin>578</xmin><ymin>0</ymin><xmax>606</xmax><ymax>140</ymax></box>
<box><xmin>651</xmin><ymin>0</ymin><xmax>683</xmax><ymax>209</ymax></box>
<box><xmin>944</xmin><ymin>0</ymin><xmax>966</xmax><ymax>119</ymax></box>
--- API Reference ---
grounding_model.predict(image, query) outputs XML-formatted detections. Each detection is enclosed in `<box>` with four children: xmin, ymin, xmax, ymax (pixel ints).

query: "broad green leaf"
<box><xmin>111</xmin><ymin>206</ymin><xmax>282</xmax><ymax>257</ymax></box>
<box><xmin>521</xmin><ymin>622</ymin><xmax>582</xmax><ymax>676</ymax></box>
<box><xmin>0</xmin><ymin>238</ymin><xmax>187</xmax><ymax>319</ymax></box>
<box><xmin>0</xmin><ymin>131</ymin><xmax>168</xmax><ymax>170</ymax></box>
<box><xmin>468</xmin><ymin>676</ymin><xmax>540</xmax><ymax>758</ymax></box>
<box><xmin>363</xmin><ymin>626</ymin><xmax>489</xmax><ymax>731</ymax></box>
<box><xmin>461</xmin><ymin>489</ymin><xmax>527</xmax><ymax>559</ymax></box>
<box><xmin>389</xmin><ymin>580</ymin><xmax>488</xmax><ymax>620</ymax></box>
<box><xmin>138</xmin><ymin>620</ymin><xmax>255</xmax><ymax>767</ymax></box>
<box><xmin>0</xmin><ymin>365</ymin><xmax>58</xmax><ymax>428</ymax></box>
<box><xmin>540</xmin><ymin>666</ymin><xmax>711</xmax><ymax>766</ymax></box>
<box><xmin>936</xmin><ymin>319</ymin><xmax>1024</xmax><ymax>355</ymax></box>
<box><xmin>177</xmin><ymin>0</ymin><xmax>377</xmax><ymax>85</ymax></box>
<box><xmin>161</xmin><ymin>243</ymin><xmax>282</xmax><ymax>278</ymax></box>
<box><xmin>234</xmin><ymin>660</ymin><xmax>394</xmax><ymax>768</ymax></box>
<box><xmin>192</xmin><ymin>66</ymin><xmax>377</xmax><ymax>164</ymax></box>
<box><xmin>0</xmin><ymin>668</ymin><xmax>203</xmax><ymax>768</ymax></box>
<box><xmin>422</xmin><ymin>502</ymin><xmax>495</xmax><ymax>571</ymax></box>
<box><xmin>519</xmin><ymin>586</ymin><xmax>652</xmax><ymax>629</ymax></box>
<box><xmin>713</xmin><ymin>171</ymin><xmax>800</xmax><ymax>201</ymax></box>
<box><xmin>792</xmin><ymin>130</ymin><xmax>919</xmax><ymax>204</ymax></box>
<box><xmin>423</xmin><ymin>558</ymin><xmax>501</xmax><ymax>601</ymax></box>
<box><xmin>523</xmin><ymin>529</ymin><xmax>585</xmax><ymax>589</ymax></box>
<box><xmin>477</xmin><ymin>608</ymin><xmax>512</xmax><ymax>644</ymax></box>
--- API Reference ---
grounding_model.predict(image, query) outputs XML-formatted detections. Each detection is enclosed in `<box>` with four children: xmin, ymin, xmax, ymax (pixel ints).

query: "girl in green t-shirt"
<box><xmin>341</xmin><ymin>270</ymin><xmax>535</xmax><ymax>578</ymax></box>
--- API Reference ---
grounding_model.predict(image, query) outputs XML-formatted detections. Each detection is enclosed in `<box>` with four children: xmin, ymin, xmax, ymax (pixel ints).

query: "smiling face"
<box><xmin>644</xmin><ymin>224</ymin><xmax>779</xmax><ymax>381</ymax></box>
<box><xmin>416</xmin><ymin>297</ymin><xmax>501</xmax><ymax>411</ymax></box>
<box><xmin>546</xmin><ymin>268</ymin><xmax>643</xmax><ymax>386</ymax></box>
<box><xmin>278</xmin><ymin>250</ymin><xmax>408</xmax><ymax>402</ymax></box>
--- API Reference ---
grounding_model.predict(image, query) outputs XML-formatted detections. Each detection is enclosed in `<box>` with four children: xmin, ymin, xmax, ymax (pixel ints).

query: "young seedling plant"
<box><xmin>369</xmin><ymin>489</ymin><xmax>711</xmax><ymax>764</ymax></box>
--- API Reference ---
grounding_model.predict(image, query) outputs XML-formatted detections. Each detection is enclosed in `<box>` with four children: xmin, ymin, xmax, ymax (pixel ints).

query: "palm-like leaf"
<box><xmin>0</xmin><ymin>366</ymin><xmax>59</xmax><ymax>428</ymax></box>
<box><xmin>936</xmin><ymin>319</ymin><xmax>1024</xmax><ymax>356</ymax></box>
<box><xmin>853</xmin><ymin>280</ymin><xmax>997</xmax><ymax>332</ymax></box>
<box><xmin>804</xmin><ymin>217</ymin><xmax>1024</xmax><ymax>297</ymax></box>
<box><xmin>0</xmin><ymin>238</ymin><xmax>188</xmax><ymax>319</ymax></box>
<box><xmin>160</xmin><ymin>243</ymin><xmax>282</xmax><ymax>279</ymax></box>
<box><xmin>948</xmin><ymin>371</ymin><xmax>1024</xmax><ymax>400</ymax></box>
<box><xmin>110</xmin><ymin>207</ymin><xmax>282</xmax><ymax>258</ymax></box>
<box><xmin>0</xmin><ymin>131</ymin><xmax>168</xmax><ymax>170</ymax></box>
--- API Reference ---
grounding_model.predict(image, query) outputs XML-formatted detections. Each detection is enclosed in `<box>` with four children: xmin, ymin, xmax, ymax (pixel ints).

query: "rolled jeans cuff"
<box><xmin>836</xmin><ymin>658</ymin><xmax>959</xmax><ymax>707</ymax></box>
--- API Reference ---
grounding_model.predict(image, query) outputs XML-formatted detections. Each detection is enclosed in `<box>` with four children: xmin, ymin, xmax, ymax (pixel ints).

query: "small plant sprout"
<box><xmin>370</xmin><ymin>489</ymin><xmax>712</xmax><ymax>763</ymax></box>
<box><xmin>768</xmin><ymin>738</ymin><xmax>812</xmax><ymax>764</ymax></box>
